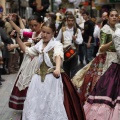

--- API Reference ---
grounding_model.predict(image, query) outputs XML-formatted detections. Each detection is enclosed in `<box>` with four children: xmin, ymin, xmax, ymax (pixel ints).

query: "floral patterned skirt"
<box><xmin>72</xmin><ymin>52</ymin><xmax>118</xmax><ymax>104</ymax></box>
<box><xmin>72</xmin><ymin>53</ymin><xmax>107</xmax><ymax>104</ymax></box>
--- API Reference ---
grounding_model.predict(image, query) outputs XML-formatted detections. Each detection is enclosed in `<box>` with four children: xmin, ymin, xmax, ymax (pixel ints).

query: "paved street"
<box><xmin>0</xmin><ymin>73</ymin><xmax>21</xmax><ymax>120</ymax></box>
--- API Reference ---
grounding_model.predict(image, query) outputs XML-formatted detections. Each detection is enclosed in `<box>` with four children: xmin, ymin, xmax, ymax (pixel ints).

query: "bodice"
<box><xmin>35</xmin><ymin>48</ymin><xmax>55</xmax><ymax>81</ymax></box>
<box><xmin>100</xmin><ymin>25</ymin><xmax>116</xmax><ymax>52</ymax></box>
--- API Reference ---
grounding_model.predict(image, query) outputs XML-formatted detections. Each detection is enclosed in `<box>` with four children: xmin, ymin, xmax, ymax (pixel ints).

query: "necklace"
<box><xmin>110</xmin><ymin>26</ymin><xmax>115</xmax><ymax>31</ymax></box>
<box><xmin>43</xmin><ymin>41</ymin><xmax>49</xmax><ymax>44</ymax></box>
<box><xmin>108</xmin><ymin>23</ymin><xmax>116</xmax><ymax>31</ymax></box>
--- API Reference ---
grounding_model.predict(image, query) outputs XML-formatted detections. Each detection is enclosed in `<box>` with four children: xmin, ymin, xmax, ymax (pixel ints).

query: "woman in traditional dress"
<box><xmin>14</xmin><ymin>20</ymin><xmax>86</xmax><ymax>120</ymax></box>
<box><xmin>72</xmin><ymin>9</ymin><xmax>119</xmax><ymax>104</ymax></box>
<box><xmin>8</xmin><ymin>15</ymin><xmax>43</xmax><ymax>110</ymax></box>
<box><xmin>83</xmin><ymin>21</ymin><xmax>120</xmax><ymax>120</ymax></box>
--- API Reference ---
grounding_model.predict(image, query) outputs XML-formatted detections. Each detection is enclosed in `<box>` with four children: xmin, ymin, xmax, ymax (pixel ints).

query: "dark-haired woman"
<box><xmin>8</xmin><ymin>15</ymin><xmax>43</xmax><ymax>110</ymax></box>
<box><xmin>72</xmin><ymin>9</ymin><xmax>119</xmax><ymax>105</ymax></box>
<box><xmin>83</xmin><ymin>10</ymin><xmax>120</xmax><ymax>119</ymax></box>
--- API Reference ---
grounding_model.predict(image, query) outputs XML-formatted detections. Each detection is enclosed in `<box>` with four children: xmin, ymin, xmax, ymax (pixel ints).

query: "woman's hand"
<box><xmin>7</xmin><ymin>44</ymin><xmax>14</xmax><ymax>51</ymax></box>
<box><xmin>5</xmin><ymin>13</ymin><xmax>15</xmax><ymax>22</ymax></box>
<box><xmin>10</xmin><ymin>30</ymin><xmax>19</xmax><ymax>39</ymax></box>
<box><xmin>72</xmin><ymin>35</ymin><xmax>77</xmax><ymax>41</ymax></box>
<box><xmin>53</xmin><ymin>69</ymin><xmax>60</xmax><ymax>78</ymax></box>
<box><xmin>7</xmin><ymin>44</ymin><xmax>19</xmax><ymax>51</ymax></box>
<box><xmin>5</xmin><ymin>14</ymin><xmax>12</xmax><ymax>22</ymax></box>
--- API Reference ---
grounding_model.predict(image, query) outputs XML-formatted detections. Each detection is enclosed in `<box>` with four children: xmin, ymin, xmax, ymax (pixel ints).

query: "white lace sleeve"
<box><xmin>113</xmin><ymin>28</ymin><xmax>120</xmax><ymax>59</ymax></box>
<box><xmin>101</xmin><ymin>24</ymin><xmax>112</xmax><ymax>34</ymax></box>
<box><xmin>25</xmin><ymin>46</ymin><xmax>38</xmax><ymax>57</ymax></box>
<box><xmin>53</xmin><ymin>41</ymin><xmax>64</xmax><ymax>62</ymax></box>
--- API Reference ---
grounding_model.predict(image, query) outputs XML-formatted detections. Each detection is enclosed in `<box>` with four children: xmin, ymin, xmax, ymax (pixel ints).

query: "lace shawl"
<box><xmin>16</xmin><ymin>38</ymin><xmax>64</xmax><ymax>91</ymax></box>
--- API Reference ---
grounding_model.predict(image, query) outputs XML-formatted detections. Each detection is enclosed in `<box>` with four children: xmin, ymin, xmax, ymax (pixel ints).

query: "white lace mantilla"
<box><xmin>16</xmin><ymin>38</ymin><xmax>64</xmax><ymax>91</ymax></box>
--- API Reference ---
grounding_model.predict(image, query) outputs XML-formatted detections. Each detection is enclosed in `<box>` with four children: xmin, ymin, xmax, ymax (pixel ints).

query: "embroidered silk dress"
<box><xmin>72</xmin><ymin>24</ymin><xmax>117</xmax><ymax>104</ymax></box>
<box><xmin>83</xmin><ymin>24</ymin><xmax>120</xmax><ymax>120</ymax></box>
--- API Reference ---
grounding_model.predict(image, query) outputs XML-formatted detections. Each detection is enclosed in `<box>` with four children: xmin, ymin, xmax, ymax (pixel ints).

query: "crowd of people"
<box><xmin>0</xmin><ymin>1</ymin><xmax>120</xmax><ymax>119</ymax></box>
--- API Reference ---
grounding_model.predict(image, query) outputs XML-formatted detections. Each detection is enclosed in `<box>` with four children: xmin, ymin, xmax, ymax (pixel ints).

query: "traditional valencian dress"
<box><xmin>72</xmin><ymin>24</ymin><xmax>117</xmax><ymax>104</ymax></box>
<box><xmin>9</xmin><ymin>29</ymin><xmax>40</xmax><ymax>110</ymax></box>
<box><xmin>20</xmin><ymin>38</ymin><xmax>85</xmax><ymax>120</ymax></box>
<box><xmin>84</xmin><ymin>24</ymin><xmax>120</xmax><ymax>120</ymax></box>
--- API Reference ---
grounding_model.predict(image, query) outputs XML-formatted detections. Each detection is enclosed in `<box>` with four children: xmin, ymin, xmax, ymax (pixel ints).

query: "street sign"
<box><xmin>110</xmin><ymin>0</ymin><xmax>120</xmax><ymax>2</ymax></box>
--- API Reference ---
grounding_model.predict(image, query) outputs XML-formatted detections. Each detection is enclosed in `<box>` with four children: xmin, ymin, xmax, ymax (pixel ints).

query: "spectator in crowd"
<box><xmin>82</xmin><ymin>11</ymin><xmax>95</xmax><ymax>64</ymax></box>
<box><xmin>0</xmin><ymin>20</ymin><xmax>4</xmax><ymax>85</ymax></box>
<box><xmin>29</xmin><ymin>0</ymin><xmax>50</xmax><ymax>18</ymax></box>
<box><xmin>7</xmin><ymin>30</ymin><xmax>19</xmax><ymax>73</ymax></box>
<box><xmin>101</xmin><ymin>11</ymin><xmax>108</xmax><ymax>27</ymax></box>
<box><xmin>93</xmin><ymin>18</ymin><xmax>102</xmax><ymax>57</ymax></box>
<box><xmin>0</xmin><ymin>19</ymin><xmax>13</xmax><ymax>82</ymax></box>
<box><xmin>56</xmin><ymin>14</ymin><xmax>83</xmax><ymax>78</ymax></box>
<box><xmin>102</xmin><ymin>11</ymin><xmax>108</xmax><ymax>20</ymax></box>
<box><xmin>0</xmin><ymin>19</ymin><xmax>14</xmax><ymax>74</ymax></box>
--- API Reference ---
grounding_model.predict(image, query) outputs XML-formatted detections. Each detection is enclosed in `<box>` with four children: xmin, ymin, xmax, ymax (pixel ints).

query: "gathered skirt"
<box><xmin>72</xmin><ymin>52</ymin><xmax>118</xmax><ymax>104</ymax></box>
<box><xmin>72</xmin><ymin>53</ymin><xmax>107</xmax><ymax>104</ymax></box>
<box><xmin>84</xmin><ymin>62</ymin><xmax>120</xmax><ymax>120</ymax></box>
<box><xmin>9</xmin><ymin>72</ymin><xmax>85</xmax><ymax>120</ymax></box>
<box><xmin>9</xmin><ymin>72</ymin><xmax>28</xmax><ymax>110</ymax></box>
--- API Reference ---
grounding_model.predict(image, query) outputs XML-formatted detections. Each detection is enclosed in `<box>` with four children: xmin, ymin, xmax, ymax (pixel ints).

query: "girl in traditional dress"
<box><xmin>84</xmin><ymin>22</ymin><xmax>120</xmax><ymax>120</ymax></box>
<box><xmin>72</xmin><ymin>9</ymin><xmax>119</xmax><ymax>104</ymax></box>
<box><xmin>15</xmin><ymin>20</ymin><xmax>86</xmax><ymax>120</ymax></box>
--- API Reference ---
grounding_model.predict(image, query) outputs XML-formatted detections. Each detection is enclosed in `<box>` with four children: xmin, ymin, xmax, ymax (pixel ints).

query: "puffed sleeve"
<box><xmin>100</xmin><ymin>25</ymin><xmax>112</xmax><ymax>46</ymax></box>
<box><xmin>100</xmin><ymin>31</ymin><xmax>108</xmax><ymax>46</ymax></box>
<box><xmin>25</xmin><ymin>46</ymin><xmax>38</xmax><ymax>57</ymax></box>
<box><xmin>53</xmin><ymin>41</ymin><xmax>64</xmax><ymax>62</ymax></box>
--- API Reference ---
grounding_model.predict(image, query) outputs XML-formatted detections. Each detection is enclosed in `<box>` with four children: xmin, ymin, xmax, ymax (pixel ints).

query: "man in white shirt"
<box><xmin>56</xmin><ymin>14</ymin><xmax>83</xmax><ymax>78</ymax></box>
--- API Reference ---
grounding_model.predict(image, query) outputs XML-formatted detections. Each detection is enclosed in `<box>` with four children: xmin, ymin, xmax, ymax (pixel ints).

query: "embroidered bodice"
<box><xmin>100</xmin><ymin>24</ymin><xmax>116</xmax><ymax>52</ymax></box>
<box><xmin>35</xmin><ymin>49</ymin><xmax>56</xmax><ymax>81</ymax></box>
<box><xmin>25</xmin><ymin>38</ymin><xmax>64</xmax><ymax>81</ymax></box>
